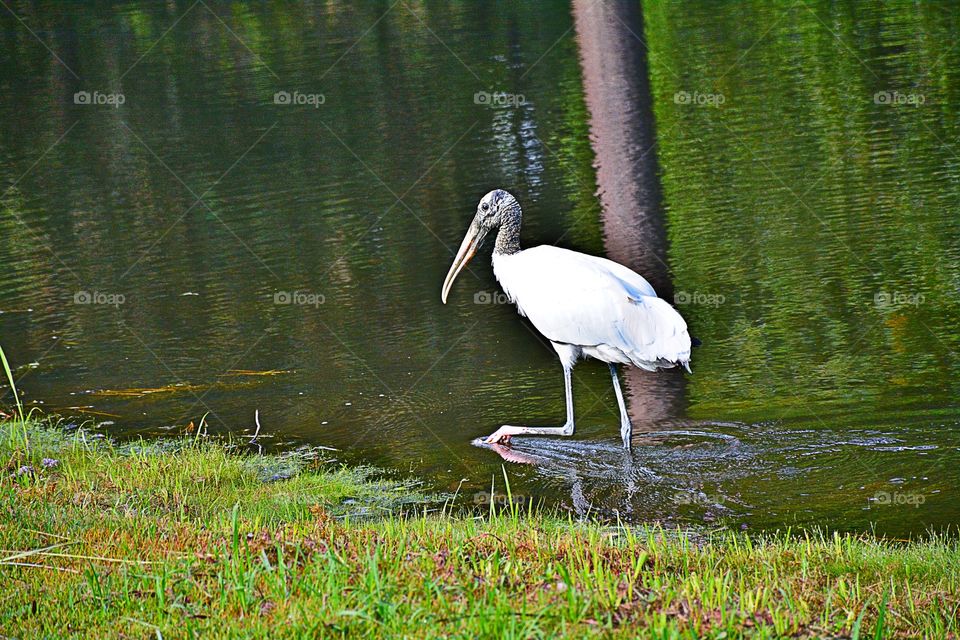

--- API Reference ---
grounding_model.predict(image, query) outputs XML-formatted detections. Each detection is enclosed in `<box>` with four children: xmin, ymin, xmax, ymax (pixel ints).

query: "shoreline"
<box><xmin>1</xmin><ymin>418</ymin><xmax>957</xmax><ymax>638</ymax></box>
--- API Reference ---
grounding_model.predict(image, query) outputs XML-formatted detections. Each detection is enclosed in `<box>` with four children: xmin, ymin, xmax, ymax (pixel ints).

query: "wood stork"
<box><xmin>441</xmin><ymin>189</ymin><xmax>693</xmax><ymax>449</ymax></box>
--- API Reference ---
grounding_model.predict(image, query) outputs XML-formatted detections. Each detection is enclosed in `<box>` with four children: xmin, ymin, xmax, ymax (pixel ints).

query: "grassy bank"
<box><xmin>0</xmin><ymin>420</ymin><xmax>958</xmax><ymax>639</ymax></box>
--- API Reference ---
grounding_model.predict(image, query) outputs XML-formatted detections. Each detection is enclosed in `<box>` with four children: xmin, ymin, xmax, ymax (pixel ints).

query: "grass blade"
<box><xmin>0</xmin><ymin>344</ymin><xmax>24</xmax><ymax>421</ymax></box>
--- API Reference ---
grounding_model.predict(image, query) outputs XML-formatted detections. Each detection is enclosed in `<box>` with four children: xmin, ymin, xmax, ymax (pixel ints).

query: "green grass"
<box><xmin>0</xmin><ymin>345</ymin><xmax>23</xmax><ymax>422</ymax></box>
<box><xmin>0</xmin><ymin>419</ymin><xmax>958</xmax><ymax>639</ymax></box>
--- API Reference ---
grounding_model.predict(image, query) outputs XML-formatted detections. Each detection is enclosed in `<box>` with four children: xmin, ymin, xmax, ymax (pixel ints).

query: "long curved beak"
<box><xmin>441</xmin><ymin>220</ymin><xmax>485</xmax><ymax>303</ymax></box>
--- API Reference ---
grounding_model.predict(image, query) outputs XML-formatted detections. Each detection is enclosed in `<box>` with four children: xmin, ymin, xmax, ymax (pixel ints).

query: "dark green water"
<box><xmin>1</xmin><ymin>1</ymin><xmax>958</xmax><ymax>536</ymax></box>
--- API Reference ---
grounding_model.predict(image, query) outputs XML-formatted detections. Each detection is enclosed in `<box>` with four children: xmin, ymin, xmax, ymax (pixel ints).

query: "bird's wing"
<box><xmin>493</xmin><ymin>246</ymin><xmax>691</xmax><ymax>368</ymax></box>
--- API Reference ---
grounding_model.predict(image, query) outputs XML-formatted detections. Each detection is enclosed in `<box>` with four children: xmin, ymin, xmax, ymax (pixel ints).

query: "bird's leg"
<box><xmin>609</xmin><ymin>363</ymin><xmax>632</xmax><ymax>449</ymax></box>
<box><xmin>484</xmin><ymin>365</ymin><xmax>575</xmax><ymax>444</ymax></box>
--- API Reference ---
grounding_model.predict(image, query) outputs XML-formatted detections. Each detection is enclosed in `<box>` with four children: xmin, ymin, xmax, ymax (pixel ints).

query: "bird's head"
<box><xmin>474</xmin><ymin>188</ymin><xmax>520</xmax><ymax>230</ymax></box>
<box><xmin>441</xmin><ymin>189</ymin><xmax>521</xmax><ymax>303</ymax></box>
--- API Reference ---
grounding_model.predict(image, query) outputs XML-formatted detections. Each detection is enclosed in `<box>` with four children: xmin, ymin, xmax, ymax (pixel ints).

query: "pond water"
<box><xmin>1</xmin><ymin>1</ymin><xmax>958</xmax><ymax>537</ymax></box>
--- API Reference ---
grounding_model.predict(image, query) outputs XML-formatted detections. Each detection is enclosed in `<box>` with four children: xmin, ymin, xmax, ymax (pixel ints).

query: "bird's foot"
<box><xmin>482</xmin><ymin>422</ymin><xmax>575</xmax><ymax>445</ymax></box>
<box><xmin>483</xmin><ymin>426</ymin><xmax>516</xmax><ymax>445</ymax></box>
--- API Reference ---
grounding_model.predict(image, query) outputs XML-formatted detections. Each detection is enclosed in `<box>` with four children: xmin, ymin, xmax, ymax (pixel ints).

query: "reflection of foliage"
<box><xmin>0</xmin><ymin>191</ymin><xmax>52</xmax><ymax>307</ymax></box>
<box><xmin>643</xmin><ymin>0</ymin><xmax>960</xmax><ymax>419</ymax></box>
<box><xmin>547</xmin><ymin>67</ymin><xmax>604</xmax><ymax>255</ymax></box>
<box><xmin>0</xmin><ymin>1</ymin><xmax>598</xmax><ymax>448</ymax></box>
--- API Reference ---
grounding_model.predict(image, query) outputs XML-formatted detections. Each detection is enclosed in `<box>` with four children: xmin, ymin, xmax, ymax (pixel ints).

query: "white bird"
<box><xmin>442</xmin><ymin>189</ymin><xmax>693</xmax><ymax>449</ymax></box>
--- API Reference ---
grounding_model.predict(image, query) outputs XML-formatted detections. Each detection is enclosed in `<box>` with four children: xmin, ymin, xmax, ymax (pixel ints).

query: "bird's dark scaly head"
<box><xmin>441</xmin><ymin>188</ymin><xmax>521</xmax><ymax>304</ymax></box>
<box><xmin>475</xmin><ymin>189</ymin><xmax>521</xmax><ymax>231</ymax></box>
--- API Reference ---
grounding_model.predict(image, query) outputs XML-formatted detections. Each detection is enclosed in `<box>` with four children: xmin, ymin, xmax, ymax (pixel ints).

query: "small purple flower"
<box><xmin>15</xmin><ymin>465</ymin><xmax>34</xmax><ymax>477</ymax></box>
<box><xmin>41</xmin><ymin>458</ymin><xmax>59</xmax><ymax>469</ymax></box>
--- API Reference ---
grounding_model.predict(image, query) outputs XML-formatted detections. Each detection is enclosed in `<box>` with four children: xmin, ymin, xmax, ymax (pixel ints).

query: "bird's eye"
<box><xmin>481</xmin><ymin>202</ymin><xmax>489</xmax><ymax>212</ymax></box>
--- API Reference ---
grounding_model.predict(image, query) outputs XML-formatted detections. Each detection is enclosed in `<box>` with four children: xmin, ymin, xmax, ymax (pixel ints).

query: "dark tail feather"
<box><xmin>691</xmin><ymin>336</ymin><xmax>702</xmax><ymax>347</ymax></box>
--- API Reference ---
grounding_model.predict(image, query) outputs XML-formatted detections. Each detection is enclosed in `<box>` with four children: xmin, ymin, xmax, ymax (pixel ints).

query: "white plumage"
<box><xmin>493</xmin><ymin>246</ymin><xmax>692</xmax><ymax>372</ymax></box>
<box><xmin>442</xmin><ymin>189</ymin><xmax>693</xmax><ymax>449</ymax></box>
